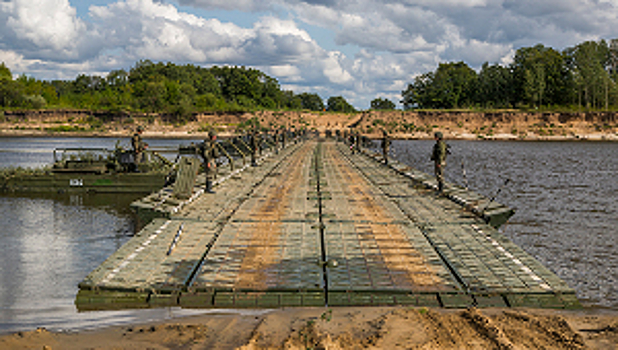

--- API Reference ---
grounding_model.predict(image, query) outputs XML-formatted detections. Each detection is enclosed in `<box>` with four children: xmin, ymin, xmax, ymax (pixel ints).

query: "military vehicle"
<box><xmin>0</xmin><ymin>146</ymin><xmax>175</xmax><ymax>194</ymax></box>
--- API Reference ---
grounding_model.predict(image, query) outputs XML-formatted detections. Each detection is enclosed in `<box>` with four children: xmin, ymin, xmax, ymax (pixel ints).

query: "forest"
<box><xmin>0</xmin><ymin>39</ymin><xmax>616</xmax><ymax>115</ymax></box>
<box><xmin>0</xmin><ymin>60</ymin><xmax>355</xmax><ymax>119</ymax></box>
<box><xmin>402</xmin><ymin>39</ymin><xmax>618</xmax><ymax>111</ymax></box>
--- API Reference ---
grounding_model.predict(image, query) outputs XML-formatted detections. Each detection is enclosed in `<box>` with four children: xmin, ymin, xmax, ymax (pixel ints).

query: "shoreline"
<box><xmin>2</xmin><ymin>109</ymin><xmax>618</xmax><ymax>142</ymax></box>
<box><xmin>1</xmin><ymin>306</ymin><xmax>617</xmax><ymax>349</ymax></box>
<box><xmin>2</xmin><ymin>129</ymin><xmax>618</xmax><ymax>142</ymax></box>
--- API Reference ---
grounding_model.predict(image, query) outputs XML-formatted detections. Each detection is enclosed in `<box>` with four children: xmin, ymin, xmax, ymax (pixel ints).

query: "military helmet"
<box><xmin>136</xmin><ymin>126</ymin><xmax>144</xmax><ymax>132</ymax></box>
<box><xmin>434</xmin><ymin>131</ymin><xmax>443</xmax><ymax>140</ymax></box>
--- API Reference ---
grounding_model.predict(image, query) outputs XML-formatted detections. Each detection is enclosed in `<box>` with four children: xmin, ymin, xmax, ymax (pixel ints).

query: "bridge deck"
<box><xmin>77</xmin><ymin>140</ymin><xmax>579</xmax><ymax>310</ymax></box>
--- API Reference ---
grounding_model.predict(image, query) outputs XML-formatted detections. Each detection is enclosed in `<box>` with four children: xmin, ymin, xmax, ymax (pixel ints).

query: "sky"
<box><xmin>1</xmin><ymin>0</ymin><xmax>617</xmax><ymax>109</ymax></box>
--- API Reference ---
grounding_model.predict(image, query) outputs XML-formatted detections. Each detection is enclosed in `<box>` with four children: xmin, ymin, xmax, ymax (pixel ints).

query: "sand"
<box><xmin>1</xmin><ymin>307</ymin><xmax>617</xmax><ymax>349</ymax></box>
<box><xmin>2</xmin><ymin>109</ymin><xmax>617</xmax><ymax>141</ymax></box>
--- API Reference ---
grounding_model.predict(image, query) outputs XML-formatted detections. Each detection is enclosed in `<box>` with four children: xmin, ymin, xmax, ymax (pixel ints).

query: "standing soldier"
<box><xmin>250</xmin><ymin>129</ymin><xmax>260</xmax><ymax>166</ymax></box>
<box><xmin>131</xmin><ymin>126</ymin><xmax>147</xmax><ymax>171</ymax></box>
<box><xmin>349</xmin><ymin>132</ymin><xmax>356</xmax><ymax>154</ymax></box>
<box><xmin>355</xmin><ymin>132</ymin><xmax>362</xmax><ymax>153</ymax></box>
<box><xmin>292</xmin><ymin>127</ymin><xmax>298</xmax><ymax>144</ymax></box>
<box><xmin>430</xmin><ymin>131</ymin><xmax>449</xmax><ymax>193</ymax></box>
<box><xmin>201</xmin><ymin>131</ymin><xmax>219</xmax><ymax>193</ymax></box>
<box><xmin>381</xmin><ymin>129</ymin><xmax>391</xmax><ymax>165</ymax></box>
<box><xmin>280</xmin><ymin>127</ymin><xmax>287</xmax><ymax>149</ymax></box>
<box><xmin>272</xmin><ymin>129</ymin><xmax>279</xmax><ymax>154</ymax></box>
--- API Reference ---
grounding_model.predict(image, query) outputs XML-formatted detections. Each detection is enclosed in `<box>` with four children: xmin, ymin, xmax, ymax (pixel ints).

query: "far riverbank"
<box><xmin>1</xmin><ymin>109</ymin><xmax>617</xmax><ymax>141</ymax></box>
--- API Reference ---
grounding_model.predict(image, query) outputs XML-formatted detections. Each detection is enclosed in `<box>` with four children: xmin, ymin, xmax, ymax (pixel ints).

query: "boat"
<box><xmin>0</xmin><ymin>146</ymin><xmax>175</xmax><ymax>194</ymax></box>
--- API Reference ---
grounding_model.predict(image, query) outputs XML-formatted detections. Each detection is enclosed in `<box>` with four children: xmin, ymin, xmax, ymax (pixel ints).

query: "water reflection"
<box><xmin>0</xmin><ymin>137</ymin><xmax>204</xmax><ymax>334</ymax></box>
<box><xmin>0</xmin><ymin>193</ymin><xmax>139</xmax><ymax>333</ymax></box>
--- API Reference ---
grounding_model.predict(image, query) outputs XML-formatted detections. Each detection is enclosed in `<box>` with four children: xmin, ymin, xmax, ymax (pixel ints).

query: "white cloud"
<box><xmin>0</xmin><ymin>0</ymin><xmax>86</xmax><ymax>58</ymax></box>
<box><xmin>0</xmin><ymin>50</ymin><xmax>30</xmax><ymax>73</ymax></box>
<box><xmin>269</xmin><ymin>64</ymin><xmax>301</xmax><ymax>79</ymax></box>
<box><xmin>177</xmin><ymin>0</ymin><xmax>266</xmax><ymax>11</ymax></box>
<box><xmin>321</xmin><ymin>51</ymin><xmax>353</xmax><ymax>84</ymax></box>
<box><xmin>90</xmin><ymin>0</ymin><xmax>258</xmax><ymax>62</ymax></box>
<box><xmin>1</xmin><ymin>0</ymin><xmax>618</xmax><ymax>109</ymax></box>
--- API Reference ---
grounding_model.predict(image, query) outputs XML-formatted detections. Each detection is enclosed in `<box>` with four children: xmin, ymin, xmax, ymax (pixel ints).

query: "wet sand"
<box><xmin>1</xmin><ymin>307</ymin><xmax>617</xmax><ymax>349</ymax></box>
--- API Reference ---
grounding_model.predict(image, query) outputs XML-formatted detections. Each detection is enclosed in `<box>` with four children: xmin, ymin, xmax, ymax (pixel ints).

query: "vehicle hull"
<box><xmin>1</xmin><ymin>172</ymin><xmax>168</xmax><ymax>193</ymax></box>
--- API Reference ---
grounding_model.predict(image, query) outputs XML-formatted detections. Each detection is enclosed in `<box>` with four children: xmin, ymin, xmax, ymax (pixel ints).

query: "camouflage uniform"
<box><xmin>272</xmin><ymin>129</ymin><xmax>279</xmax><ymax>154</ymax></box>
<box><xmin>250</xmin><ymin>130</ymin><xmax>260</xmax><ymax>166</ymax></box>
<box><xmin>355</xmin><ymin>132</ymin><xmax>362</xmax><ymax>153</ymax></box>
<box><xmin>131</xmin><ymin>127</ymin><xmax>146</xmax><ymax>170</ymax></box>
<box><xmin>280</xmin><ymin>128</ymin><xmax>287</xmax><ymax>149</ymax></box>
<box><xmin>201</xmin><ymin>133</ymin><xmax>219</xmax><ymax>193</ymax></box>
<box><xmin>430</xmin><ymin>132</ymin><xmax>448</xmax><ymax>193</ymax></box>
<box><xmin>348</xmin><ymin>133</ymin><xmax>356</xmax><ymax>153</ymax></box>
<box><xmin>381</xmin><ymin>130</ymin><xmax>391</xmax><ymax>165</ymax></box>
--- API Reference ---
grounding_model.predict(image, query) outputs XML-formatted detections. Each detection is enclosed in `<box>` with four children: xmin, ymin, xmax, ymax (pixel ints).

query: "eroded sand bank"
<box><xmin>2</xmin><ymin>307</ymin><xmax>617</xmax><ymax>349</ymax></box>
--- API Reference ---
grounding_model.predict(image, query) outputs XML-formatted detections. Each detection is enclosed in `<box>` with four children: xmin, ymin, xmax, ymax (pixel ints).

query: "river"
<box><xmin>0</xmin><ymin>137</ymin><xmax>616</xmax><ymax>334</ymax></box>
<box><xmin>389</xmin><ymin>139</ymin><xmax>618</xmax><ymax>310</ymax></box>
<box><xmin>0</xmin><ymin>137</ymin><xmax>209</xmax><ymax>335</ymax></box>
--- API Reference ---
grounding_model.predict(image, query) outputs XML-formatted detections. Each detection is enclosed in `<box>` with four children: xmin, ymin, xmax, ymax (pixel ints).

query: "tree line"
<box><xmin>402</xmin><ymin>39</ymin><xmax>618</xmax><ymax>110</ymax></box>
<box><xmin>5</xmin><ymin>39</ymin><xmax>615</xmax><ymax>115</ymax></box>
<box><xmin>0</xmin><ymin>60</ymin><xmax>361</xmax><ymax>118</ymax></box>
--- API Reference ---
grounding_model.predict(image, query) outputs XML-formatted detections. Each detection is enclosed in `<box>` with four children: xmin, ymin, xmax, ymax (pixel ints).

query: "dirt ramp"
<box><xmin>236</xmin><ymin>307</ymin><xmax>588</xmax><ymax>350</ymax></box>
<box><xmin>2</xmin><ymin>307</ymin><xmax>616</xmax><ymax>349</ymax></box>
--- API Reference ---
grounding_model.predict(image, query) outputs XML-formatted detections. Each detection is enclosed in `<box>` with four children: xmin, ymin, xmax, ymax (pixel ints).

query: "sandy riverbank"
<box><xmin>1</xmin><ymin>109</ymin><xmax>618</xmax><ymax>141</ymax></box>
<box><xmin>1</xmin><ymin>307</ymin><xmax>617</xmax><ymax>349</ymax></box>
<box><xmin>2</xmin><ymin>128</ymin><xmax>618</xmax><ymax>142</ymax></box>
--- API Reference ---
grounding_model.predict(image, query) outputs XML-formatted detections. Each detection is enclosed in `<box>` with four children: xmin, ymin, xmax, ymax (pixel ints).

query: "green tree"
<box><xmin>106</xmin><ymin>69</ymin><xmax>129</xmax><ymax>89</ymax></box>
<box><xmin>0</xmin><ymin>64</ymin><xmax>23</xmax><ymax>107</ymax></box>
<box><xmin>195</xmin><ymin>93</ymin><xmax>223</xmax><ymax>110</ymax></box>
<box><xmin>281</xmin><ymin>90</ymin><xmax>302</xmax><ymax>110</ymax></box>
<box><xmin>432</xmin><ymin>62</ymin><xmax>477</xmax><ymax>108</ymax></box>
<box><xmin>133</xmin><ymin>80</ymin><xmax>166</xmax><ymax>112</ymax></box>
<box><xmin>194</xmin><ymin>68</ymin><xmax>221</xmax><ymax>96</ymax></box>
<box><xmin>524</xmin><ymin>62</ymin><xmax>546</xmax><ymax>107</ymax></box>
<box><xmin>511</xmin><ymin>44</ymin><xmax>571</xmax><ymax>107</ymax></box>
<box><xmin>299</xmin><ymin>92</ymin><xmax>324</xmax><ymax>111</ymax></box>
<box><xmin>0</xmin><ymin>63</ymin><xmax>11</xmax><ymax>80</ymax></box>
<box><xmin>565</xmin><ymin>40</ymin><xmax>614</xmax><ymax>109</ymax></box>
<box><xmin>327</xmin><ymin>96</ymin><xmax>356</xmax><ymax>112</ymax></box>
<box><xmin>16</xmin><ymin>75</ymin><xmax>56</xmax><ymax>107</ymax></box>
<box><xmin>402</xmin><ymin>62</ymin><xmax>476</xmax><ymax>109</ymax></box>
<box><xmin>476</xmin><ymin>63</ymin><xmax>513</xmax><ymax>108</ymax></box>
<box><xmin>401</xmin><ymin>72</ymin><xmax>433</xmax><ymax>109</ymax></box>
<box><xmin>370</xmin><ymin>97</ymin><xmax>396</xmax><ymax>110</ymax></box>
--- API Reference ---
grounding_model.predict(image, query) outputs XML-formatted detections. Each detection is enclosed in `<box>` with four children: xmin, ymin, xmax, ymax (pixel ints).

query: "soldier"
<box><xmin>280</xmin><ymin>127</ymin><xmax>287</xmax><ymax>149</ymax></box>
<box><xmin>131</xmin><ymin>126</ymin><xmax>147</xmax><ymax>171</ymax></box>
<box><xmin>292</xmin><ymin>127</ymin><xmax>298</xmax><ymax>144</ymax></box>
<box><xmin>348</xmin><ymin>132</ymin><xmax>356</xmax><ymax>154</ymax></box>
<box><xmin>355</xmin><ymin>132</ymin><xmax>362</xmax><ymax>153</ymax></box>
<box><xmin>250</xmin><ymin>129</ymin><xmax>260</xmax><ymax>166</ymax></box>
<box><xmin>430</xmin><ymin>131</ymin><xmax>449</xmax><ymax>193</ymax></box>
<box><xmin>272</xmin><ymin>129</ymin><xmax>280</xmax><ymax>154</ymax></box>
<box><xmin>201</xmin><ymin>131</ymin><xmax>219</xmax><ymax>193</ymax></box>
<box><xmin>381</xmin><ymin>129</ymin><xmax>391</xmax><ymax>165</ymax></box>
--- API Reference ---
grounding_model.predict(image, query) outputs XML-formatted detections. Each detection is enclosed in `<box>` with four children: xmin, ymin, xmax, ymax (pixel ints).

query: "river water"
<box><xmin>389</xmin><ymin>139</ymin><xmax>618</xmax><ymax>310</ymax></box>
<box><xmin>0</xmin><ymin>137</ymin><xmax>211</xmax><ymax>335</ymax></box>
<box><xmin>0</xmin><ymin>137</ymin><xmax>616</xmax><ymax>334</ymax></box>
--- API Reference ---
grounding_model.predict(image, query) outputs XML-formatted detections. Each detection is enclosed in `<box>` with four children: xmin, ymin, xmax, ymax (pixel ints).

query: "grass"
<box><xmin>45</xmin><ymin>125</ymin><xmax>88</xmax><ymax>132</ymax></box>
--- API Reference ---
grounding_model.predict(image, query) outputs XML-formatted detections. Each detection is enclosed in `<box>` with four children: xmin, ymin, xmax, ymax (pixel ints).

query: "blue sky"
<box><xmin>1</xmin><ymin>0</ymin><xmax>617</xmax><ymax>109</ymax></box>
